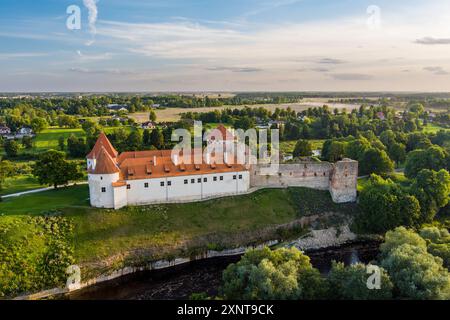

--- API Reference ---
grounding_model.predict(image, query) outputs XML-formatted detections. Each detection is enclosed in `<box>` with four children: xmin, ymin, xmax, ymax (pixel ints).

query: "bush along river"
<box><xmin>66</xmin><ymin>241</ymin><xmax>381</xmax><ymax>300</ymax></box>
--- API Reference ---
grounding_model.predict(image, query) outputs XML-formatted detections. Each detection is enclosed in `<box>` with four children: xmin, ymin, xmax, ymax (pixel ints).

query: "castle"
<box><xmin>87</xmin><ymin>126</ymin><xmax>358</xmax><ymax>209</ymax></box>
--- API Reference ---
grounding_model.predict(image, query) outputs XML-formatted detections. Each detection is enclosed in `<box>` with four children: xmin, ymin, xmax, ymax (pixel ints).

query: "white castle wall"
<box><xmin>89</xmin><ymin>170</ymin><xmax>250</xmax><ymax>209</ymax></box>
<box><xmin>88</xmin><ymin>172</ymin><xmax>120</xmax><ymax>209</ymax></box>
<box><xmin>88</xmin><ymin>157</ymin><xmax>356</xmax><ymax>209</ymax></box>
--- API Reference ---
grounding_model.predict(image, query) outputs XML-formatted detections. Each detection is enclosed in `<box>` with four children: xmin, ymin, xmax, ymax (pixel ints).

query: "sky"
<box><xmin>1</xmin><ymin>0</ymin><xmax>450</xmax><ymax>92</ymax></box>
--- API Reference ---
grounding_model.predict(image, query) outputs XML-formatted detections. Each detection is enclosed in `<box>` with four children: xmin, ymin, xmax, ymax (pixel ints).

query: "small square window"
<box><xmin>127</xmin><ymin>184</ymin><xmax>131</xmax><ymax>190</ymax></box>
<box><xmin>233</xmin><ymin>175</ymin><xmax>237</xmax><ymax>180</ymax></box>
<box><xmin>191</xmin><ymin>178</ymin><xmax>195</xmax><ymax>184</ymax></box>
<box><xmin>203</xmin><ymin>178</ymin><xmax>207</xmax><ymax>182</ymax></box>
<box><xmin>220</xmin><ymin>176</ymin><xmax>224</xmax><ymax>181</ymax></box>
<box><xmin>184</xmin><ymin>179</ymin><xmax>188</xmax><ymax>184</ymax></box>
<box><xmin>168</xmin><ymin>181</ymin><xmax>172</xmax><ymax>186</ymax></box>
<box><xmin>239</xmin><ymin>175</ymin><xmax>242</xmax><ymax>179</ymax></box>
<box><xmin>144</xmin><ymin>183</ymin><xmax>149</xmax><ymax>188</ymax></box>
<box><xmin>100</xmin><ymin>177</ymin><xmax>103</xmax><ymax>180</ymax></box>
<box><xmin>213</xmin><ymin>177</ymin><xmax>217</xmax><ymax>182</ymax></box>
<box><xmin>101</xmin><ymin>187</ymin><xmax>106</xmax><ymax>193</ymax></box>
<box><xmin>197</xmin><ymin>178</ymin><xmax>201</xmax><ymax>183</ymax></box>
<box><xmin>160</xmin><ymin>181</ymin><xmax>165</xmax><ymax>187</ymax></box>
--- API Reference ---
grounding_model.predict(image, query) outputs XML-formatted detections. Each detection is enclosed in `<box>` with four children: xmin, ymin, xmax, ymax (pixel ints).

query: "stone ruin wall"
<box><xmin>250</xmin><ymin>159</ymin><xmax>358</xmax><ymax>203</ymax></box>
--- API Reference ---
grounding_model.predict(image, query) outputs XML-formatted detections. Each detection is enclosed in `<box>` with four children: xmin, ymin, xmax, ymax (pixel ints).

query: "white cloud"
<box><xmin>83</xmin><ymin>0</ymin><xmax>99</xmax><ymax>46</ymax></box>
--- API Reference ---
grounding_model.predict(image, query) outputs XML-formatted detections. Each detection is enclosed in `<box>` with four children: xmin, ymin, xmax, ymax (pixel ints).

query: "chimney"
<box><xmin>206</xmin><ymin>152</ymin><xmax>211</xmax><ymax>165</ymax></box>
<box><xmin>173</xmin><ymin>154</ymin><xmax>179</xmax><ymax>166</ymax></box>
<box><xmin>224</xmin><ymin>152</ymin><xmax>228</xmax><ymax>165</ymax></box>
<box><xmin>153</xmin><ymin>155</ymin><xmax>157</xmax><ymax>166</ymax></box>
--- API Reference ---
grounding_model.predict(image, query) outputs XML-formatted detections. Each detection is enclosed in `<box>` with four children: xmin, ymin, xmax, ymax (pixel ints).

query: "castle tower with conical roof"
<box><xmin>87</xmin><ymin>134</ymin><xmax>124</xmax><ymax>208</ymax></box>
<box><xmin>86</xmin><ymin>132</ymin><xmax>118</xmax><ymax>171</ymax></box>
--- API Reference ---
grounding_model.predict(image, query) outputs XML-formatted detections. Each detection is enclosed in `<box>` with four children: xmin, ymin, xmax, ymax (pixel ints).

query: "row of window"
<box><xmin>102</xmin><ymin>175</ymin><xmax>244</xmax><ymax>192</ymax></box>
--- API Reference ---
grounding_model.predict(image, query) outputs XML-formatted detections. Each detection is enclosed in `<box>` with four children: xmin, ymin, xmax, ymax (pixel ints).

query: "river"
<box><xmin>67</xmin><ymin>241</ymin><xmax>380</xmax><ymax>300</ymax></box>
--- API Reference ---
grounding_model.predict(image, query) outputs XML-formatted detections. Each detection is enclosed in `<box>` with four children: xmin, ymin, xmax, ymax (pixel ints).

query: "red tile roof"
<box><xmin>90</xmin><ymin>146</ymin><xmax>120</xmax><ymax>174</ymax></box>
<box><xmin>119</xmin><ymin>149</ymin><xmax>246</xmax><ymax>180</ymax></box>
<box><xmin>88</xmin><ymin>126</ymin><xmax>247</xmax><ymax>181</ymax></box>
<box><xmin>87</xmin><ymin>132</ymin><xmax>118</xmax><ymax>159</ymax></box>
<box><xmin>206</xmin><ymin>124</ymin><xmax>235</xmax><ymax>141</ymax></box>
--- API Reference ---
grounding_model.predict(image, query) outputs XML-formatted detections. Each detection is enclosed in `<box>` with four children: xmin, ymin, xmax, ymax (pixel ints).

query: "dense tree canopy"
<box><xmin>355</xmin><ymin>175</ymin><xmax>421</xmax><ymax>233</ymax></box>
<box><xmin>293</xmin><ymin>140</ymin><xmax>313</xmax><ymax>157</ymax></box>
<box><xmin>359</xmin><ymin>148</ymin><xmax>394</xmax><ymax>175</ymax></box>
<box><xmin>221</xmin><ymin>247</ymin><xmax>326</xmax><ymax>300</ymax></box>
<box><xmin>327</xmin><ymin>262</ymin><xmax>393</xmax><ymax>300</ymax></box>
<box><xmin>410</xmin><ymin>169</ymin><xmax>450</xmax><ymax>222</ymax></box>
<box><xmin>405</xmin><ymin>145</ymin><xmax>448</xmax><ymax>178</ymax></box>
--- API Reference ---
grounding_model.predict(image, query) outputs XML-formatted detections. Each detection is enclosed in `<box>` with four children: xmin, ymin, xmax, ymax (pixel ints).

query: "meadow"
<box><xmin>0</xmin><ymin>185</ymin><xmax>356</xmax><ymax>271</ymax></box>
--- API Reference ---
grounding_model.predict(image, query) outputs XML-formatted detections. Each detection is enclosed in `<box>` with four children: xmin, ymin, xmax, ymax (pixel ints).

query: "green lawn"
<box><xmin>358</xmin><ymin>172</ymin><xmax>409</xmax><ymax>192</ymax></box>
<box><xmin>280</xmin><ymin>139</ymin><xmax>324</xmax><ymax>155</ymax></box>
<box><xmin>0</xmin><ymin>184</ymin><xmax>89</xmax><ymax>215</ymax></box>
<box><xmin>29</xmin><ymin>126</ymin><xmax>133</xmax><ymax>155</ymax></box>
<box><xmin>31</xmin><ymin>127</ymin><xmax>85</xmax><ymax>154</ymax></box>
<box><xmin>423</xmin><ymin>123</ymin><xmax>450</xmax><ymax>134</ymax></box>
<box><xmin>0</xmin><ymin>185</ymin><xmax>356</xmax><ymax>271</ymax></box>
<box><xmin>0</xmin><ymin>175</ymin><xmax>42</xmax><ymax>196</ymax></box>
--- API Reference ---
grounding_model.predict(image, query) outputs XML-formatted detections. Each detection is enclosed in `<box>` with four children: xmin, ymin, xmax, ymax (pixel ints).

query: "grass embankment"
<box><xmin>0</xmin><ymin>186</ymin><xmax>357</xmax><ymax>277</ymax></box>
<box><xmin>0</xmin><ymin>175</ymin><xmax>41</xmax><ymax>196</ymax></box>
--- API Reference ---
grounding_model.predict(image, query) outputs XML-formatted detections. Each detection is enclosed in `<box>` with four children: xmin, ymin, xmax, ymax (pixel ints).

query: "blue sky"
<box><xmin>1</xmin><ymin>0</ymin><xmax>450</xmax><ymax>92</ymax></box>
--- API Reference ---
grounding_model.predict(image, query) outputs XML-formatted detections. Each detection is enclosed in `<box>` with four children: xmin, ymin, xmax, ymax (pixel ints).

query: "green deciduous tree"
<box><xmin>359</xmin><ymin>148</ymin><xmax>394</xmax><ymax>176</ymax></box>
<box><xmin>411</xmin><ymin>169</ymin><xmax>450</xmax><ymax>222</ymax></box>
<box><xmin>22</xmin><ymin>136</ymin><xmax>33</xmax><ymax>149</ymax></box>
<box><xmin>322</xmin><ymin>140</ymin><xmax>346</xmax><ymax>162</ymax></box>
<box><xmin>420</xmin><ymin>227</ymin><xmax>450</xmax><ymax>268</ymax></box>
<box><xmin>345</xmin><ymin>137</ymin><xmax>370</xmax><ymax>161</ymax></box>
<box><xmin>0</xmin><ymin>159</ymin><xmax>13</xmax><ymax>190</ymax></box>
<box><xmin>406</xmin><ymin>133</ymin><xmax>432</xmax><ymax>152</ymax></box>
<box><xmin>388</xmin><ymin>142</ymin><xmax>406</xmax><ymax>165</ymax></box>
<box><xmin>405</xmin><ymin>146</ymin><xmax>448</xmax><ymax>178</ymax></box>
<box><xmin>221</xmin><ymin>247</ymin><xmax>326</xmax><ymax>300</ymax></box>
<box><xmin>4</xmin><ymin>140</ymin><xmax>19</xmax><ymax>158</ymax></box>
<box><xmin>355</xmin><ymin>176</ymin><xmax>420</xmax><ymax>233</ymax></box>
<box><xmin>67</xmin><ymin>134</ymin><xmax>87</xmax><ymax>158</ymax></box>
<box><xmin>327</xmin><ymin>262</ymin><xmax>393</xmax><ymax>300</ymax></box>
<box><xmin>380</xmin><ymin>227</ymin><xmax>427</xmax><ymax>258</ymax></box>
<box><xmin>293</xmin><ymin>140</ymin><xmax>313</xmax><ymax>157</ymax></box>
<box><xmin>381</xmin><ymin>244</ymin><xmax>450</xmax><ymax>300</ymax></box>
<box><xmin>30</xmin><ymin>117</ymin><xmax>48</xmax><ymax>133</ymax></box>
<box><xmin>150</xmin><ymin>129</ymin><xmax>164</xmax><ymax>149</ymax></box>
<box><xmin>128</xmin><ymin>130</ymin><xmax>143</xmax><ymax>151</ymax></box>
<box><xmin>33</xmin><ymin>150</ymin><xmax>83</xmax><ymax>188</ymax></box>
<box><xmin>149</xmin><ymin>110</ymin><xmax>157</xmax><ymax>122</ymax></box>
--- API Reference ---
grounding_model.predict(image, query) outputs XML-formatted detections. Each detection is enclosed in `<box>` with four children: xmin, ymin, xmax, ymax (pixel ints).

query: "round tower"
<box><xmin>87</xmin><ymin>144</ymin><xmax>121</xmax><ymax>209</ymax></box>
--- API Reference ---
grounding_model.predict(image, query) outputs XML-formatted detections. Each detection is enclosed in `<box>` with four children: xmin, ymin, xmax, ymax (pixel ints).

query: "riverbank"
<box><xmin>14</xmin><ymin>225</ymin><xmax>381</xmax><ymax>300</ymax></box>
<box><xmin>65</xmin><ymin>240</ymin><xmax>381</xmax><ymax>300</ymax></box>
<box><xmin>3</xmin><ymin>186</ymin><xmax>360</xmax><ymax>300</ymax></box>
